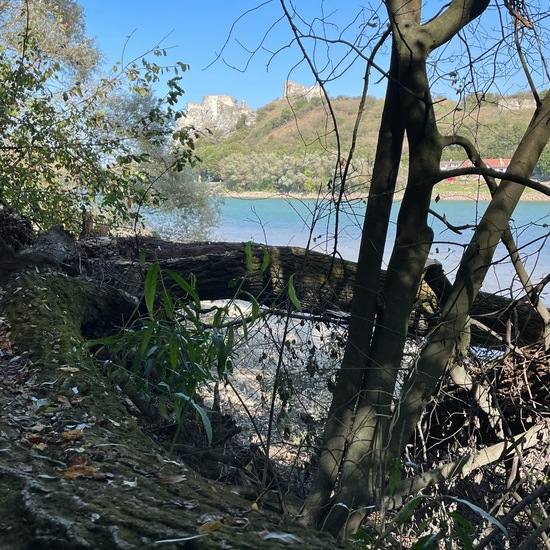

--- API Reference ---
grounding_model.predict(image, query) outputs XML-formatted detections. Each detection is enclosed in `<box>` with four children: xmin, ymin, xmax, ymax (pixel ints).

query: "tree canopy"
<box><xmin>0</xmin><ymin>0</ymin><xmax>216</xmax><ymax>238</ymax></box>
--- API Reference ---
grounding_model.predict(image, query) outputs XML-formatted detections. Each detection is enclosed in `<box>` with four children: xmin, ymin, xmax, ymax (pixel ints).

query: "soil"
<box><xmin>0</xmin><ymin>230</ymin><xmax>349</xmax><ymax>548</ymax></box>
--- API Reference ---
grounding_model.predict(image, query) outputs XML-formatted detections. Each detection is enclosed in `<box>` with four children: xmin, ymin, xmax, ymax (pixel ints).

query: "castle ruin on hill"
<box><xmin>179</xmin><ymin>81</ymin><xmax>323</xmax><ymax>135</ymax></box>
<box><xmin>283</xmin><ymin>80</ymin><xmax>323</xmax><ymax>101</ymax></box>
<box><xmin>180</xmin><ymin>94</ymin><xmax>256</xmax><ymax>134</ymax></box>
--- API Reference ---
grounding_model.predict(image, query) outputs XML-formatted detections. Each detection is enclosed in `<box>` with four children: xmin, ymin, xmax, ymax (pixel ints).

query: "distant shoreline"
<box><xmin>215</xmin><ymin>189</ymin><xmax>550</xmax><ymax>202</ymax></box>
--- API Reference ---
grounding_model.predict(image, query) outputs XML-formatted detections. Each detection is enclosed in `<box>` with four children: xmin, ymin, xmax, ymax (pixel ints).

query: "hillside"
<box><xmin>191</xmin><ymin>90</ymin><xmax>541</xmax><ymax>194</ymax></box>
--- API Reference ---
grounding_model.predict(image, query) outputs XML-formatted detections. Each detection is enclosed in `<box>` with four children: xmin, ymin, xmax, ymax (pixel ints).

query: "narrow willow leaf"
<box><xmin>448</xmin><ymin>511</ymin><xmax>475</xmax><ymax>533</ymax></box>
<box><xmin>453</xmin><ymin>524</ymin><xmax>474</xmax><ymax>550</ymax></box>
<box><xmin>288</xmin><ymin>274</ymin><xmax>302</xmax><ymax>312</ymax></box>
<box><xmin>163</xmin><ymin>288</ymin><xmax>174</xmax><ymax>321</ymax></box>
<box><xmin>166</xmin><ymin>269</ymin><xmax>199</xmax><ymax>304</ymax></box>
<box><xmin>158</xmin><ymin>395</ymin><xmax>169</xmax><ymax>420</ymax></box>
<box><xmin>410</xmin><ymin>534</ymin><xmax>438</xmax><ymax>550</ymax></box>
<box><xmin>193</xmin><ymin>401</ymin><xmax>212</xmax><ymax>444</ymax></box>
<box><xmin>138</xmin><ymin>249</ymin><xmax>147</xmax><ymax>267</ymax></box>
<box><xmin>450</xmin><ymin>497</ymin><xmax>508</xmax><ymax>537</ymax></box>
<box><xmin>394</xmin><ymin>496</ymin><xmax>423</xmax><ymax>524</ymax></box>
<box><xmin>239</xmin><ymin>291</ymin><xmax>260</xmax><ymax>321</ymax></box>
<box><xmin>245</xmin><ymin>241</ymin><xmax>254</xmax><ymax>272</ymax></box>
<box><xmin>260</xmin><ymin>245</ymin><xmax>270</xmax><ymax>275</ymax></box>
<box><xmin>136</xmin><ymin>324</ymin><xmax>154</xmax><ymax>370</ymax></box>
<box><xmin>169</xmin><ymin>336</ymin><xmax>179</xmax><ymax>370</ymax></box>
<box><xmin>144</xmin><ymin>263</ymin><xmax>160</xmax><ymax>317</ymax></box>
<box><xmin>388</xmin><ymin>458</ymin><xmax>402</xmax><ymax>492</ymax></box>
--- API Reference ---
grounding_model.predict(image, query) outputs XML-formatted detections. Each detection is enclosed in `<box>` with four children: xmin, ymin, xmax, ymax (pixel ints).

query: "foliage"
<box><xmin>0</xmin><ymin>1</ymin><xmax>198</xmax><ymax>233</ymax></box>
<box><xmin>0</xmin><ymin>0</ymin><xmax>102</xmax><ymax>80</ymax></box>
<box><xmin>347</xmin><ymin>482</ymin><xmax>511</xmax><ymax>548</ymax></box>
<box><xmin>218</xmin><ymin>151</ymin><xmax>338</xmax><ymax>193</ymax></box>
<box><xmin>89</xmin><ymin>260</ymin><xmax>244</xmax><ymax>446</ymax></box>
<box><xmin>536</xmin><ymin>143</ymin><xmax>550</xmax><ymax>178</ymax></box>
<box><xmin>193</xmin><ymin>92</ymin><xmax>538</xmax><ymax>193</ymax></box>
<box><xmin>111</xmin><ymin>91</ymin><xmax>221</xmax><ymax>240</ymax></box>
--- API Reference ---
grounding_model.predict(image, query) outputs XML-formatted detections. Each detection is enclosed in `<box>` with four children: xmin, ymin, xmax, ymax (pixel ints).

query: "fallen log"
<box><xmin>79</xmin><ymin>236</ymin><xmax>549</xmax><ymax>347</ymax></box>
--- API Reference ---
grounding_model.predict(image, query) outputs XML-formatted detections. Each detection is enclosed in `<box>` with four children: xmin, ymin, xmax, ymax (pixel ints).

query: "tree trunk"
<box><xmin>300</xmin><ymin>44</ymin><xmax>405</xmax><ymax>528</ymax></box>
<box><xmin>78</xmin><ymin>236</ymin><xmax>549</xmax><ymax>347</ymax></box>
<box><xmin>386</xmin><ymin>89</ymin><xmax>550</xmax><ymax>465</ymax></box>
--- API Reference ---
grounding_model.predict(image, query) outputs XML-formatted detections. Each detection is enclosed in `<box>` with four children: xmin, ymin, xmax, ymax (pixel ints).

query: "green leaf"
<box><xmin>394</xmin><ymin>496</ymin><xmax>423</xmax><ymax>524</ymax></box>
<box><xmin>192</xmin><ymin>401</ymin><xmax>212</xmax><ymax>444</ymax></box>
<box><xmin>388</xmin><ymin>458</ymin><xmax>402</xmax><ymax>493</ymax></box>
<box><xmin>239</xmin><ymin>291</ymin><xmax>260</xmax><ymax>322</ymax></box>
<box><xmin>86</xmin><ymin>334</ymin><xmax>120</xmax><ymax>347</ymax></box>
<box><xmin>260</xmin><ymin>245</ymin><xmax>270</xmax><ymax>275</ymax></box>
<box><xmin>288</xmin><ymin>274</ymin><xmax>302</xmax><ymax>312</ymax></box>
<box><xmin>135</xmin><ymin>324</ymin><xmax>155</xmax><ymax>370</ymax></box>
<box><xmin>449</xmin><ymin>497</ymin><xmax>508</xmax><ymax>537</ymax></box>
<box><xmin>448</xmin><ymin>511</ymin><xmax>475</xmax><ymax>533</ymax></box>
<box><xmin>410</xmin><ymin>534</ymin><xmax>438</xmax><ymax>550</ymax></box>
<box><xmin>166</xmin><ymin>269</ymin><xmax>199</xmax><ymax>305</ymax></box>
<box><xmin>169</xmin><ymin>336</ymin><xmax>179</xmax><ymax>370</ymax></box>
<box><xmin>245</xmin><ymin>241</ymin><xmax>254</xmax><ymax>272</ymax></box>
<box><xmin>163</xmin><ymin>288</ymin><xmax>175</xmax><ymax>321</ymax></box>
<box><xmin>349</xmin><ymin>529</ymin><xmax>371</xmax><ymax>541</ymax></box>
<box><xmin>144</xmin><ymin>263</ymin><xmax>160</xmax><ymax>317</ymax></box>
<box><xmin>158</xmin><ymin>395</ymin><xmax>170</xmax><ymax>420</ymax></box>
<box><xmin>453</xmin><ymin>524</ymin><xmax>474</xmax><ymax>550</ymax></box>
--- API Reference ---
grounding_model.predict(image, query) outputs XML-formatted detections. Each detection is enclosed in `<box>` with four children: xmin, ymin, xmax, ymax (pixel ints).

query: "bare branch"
<box><xmin>381</xmin><ymin>422</ymin><xmax>547</xmax><ymax>511</ymax></box>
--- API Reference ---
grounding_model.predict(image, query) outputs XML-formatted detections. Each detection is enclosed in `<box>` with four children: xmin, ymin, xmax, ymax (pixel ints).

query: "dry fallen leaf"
<box><xmin>157</xmin><ymin>474</ymin><xmax>187</xmax><ymax>484</ymax></box>
<box><xmin>59</xmin><ymin>464</ymin><xmax>106</xmax><ymax>481</ymax></box>
<box><xmin>58</xmin><ymin>366</ymin><xmax>80</xmax><ymax>373</ymax></box>
<box><xmin>198</xmin><ymin>520</ymin><xmax>223</xmax><ymax>534</ymax></box>
<box><xmin>198</xmin><ymin>513</ymin><xmax>224</xmax><ymax>524</ymax></box>
<box><xmin>257</xmin><ymin>531</ymin><xmax>304</xmax><ymax>543</ymax></box>
<box><xmin>251</xmin><ymin>502</ymin><xmax>260</xmax><ymax>511</ymax></box>
<box><xmin>26</xmin><ymin>433</ymin><xmax>46</xmax><ymax>445</ymax></box>
<box><xmin>227</xmin><ymin>517</ymin><xmax>249</xmax><ymax>528</ymax></box>
<box><xmin>69</xmin><ymin>454</ymin><xmax>87</xmax><ymax>466</ymax></box>
<box><xmin>62</xmin><ymin>429</ymin><xmax>84</xmax><ymax>441</ymax></box>
<box><xmin>122</xmin><ymin>478</ymin><xmax>138</xmax><ymax>487</ymax></box>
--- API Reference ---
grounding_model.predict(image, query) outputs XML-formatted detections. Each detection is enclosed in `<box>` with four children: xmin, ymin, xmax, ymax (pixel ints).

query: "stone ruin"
<box><xmin>283</xmin><ymin>80</ymin><xmax>323</xmax><ymax>101</ymax></box>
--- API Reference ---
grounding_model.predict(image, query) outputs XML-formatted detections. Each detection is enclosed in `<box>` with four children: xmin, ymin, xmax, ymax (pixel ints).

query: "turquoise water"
<box><xmin>147</xmin><ymin>196</ymin><xmax>550</xmax><ymax>295</ymax></box>
<box><xmin>214</xmin><ymin>197</ymin><xmax>549</xmax><ymax>295</ymax></box>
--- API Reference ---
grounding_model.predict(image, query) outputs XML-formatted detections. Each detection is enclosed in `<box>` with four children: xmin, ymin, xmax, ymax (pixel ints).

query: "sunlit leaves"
<box><xmin>0</xmin><ymin>1</ymin><xmax>195</xmax><ymax>232</ymax></box>
<box><xmin>88</xmin><ymin>262</ymin><xmax>244</xmax><ymax>446</ymax></box>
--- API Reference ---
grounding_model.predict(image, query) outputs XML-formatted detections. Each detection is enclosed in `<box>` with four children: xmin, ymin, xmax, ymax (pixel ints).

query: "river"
<box><xmin>147</xmin><ymin>196</ymin><xmax>550</xmax><ymax>296</ymax></box>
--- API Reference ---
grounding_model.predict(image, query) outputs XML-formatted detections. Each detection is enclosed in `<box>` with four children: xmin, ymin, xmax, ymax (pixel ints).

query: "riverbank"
<box><xmin>215</xmin><ymin>185</ymin><xmax>550</xmax><ymax>203</ymax></box>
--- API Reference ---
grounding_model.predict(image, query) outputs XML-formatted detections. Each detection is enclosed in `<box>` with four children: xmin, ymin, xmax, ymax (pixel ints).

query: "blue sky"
<box><xmin>78</xmin><ymin>1</ymin><xmax>544</xmax><ymax>112</ymax></box>
<box><xmin>78</xmin><ymin>1</ymin><xmax>395</xmax><ymax>110</ymax></box>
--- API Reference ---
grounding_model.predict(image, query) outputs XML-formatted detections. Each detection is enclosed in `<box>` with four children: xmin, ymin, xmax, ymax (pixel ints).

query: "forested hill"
<box><xmin>192</xmin><ymin>91</ymin><xmax>546</xmax><ymax>193</ymax></box>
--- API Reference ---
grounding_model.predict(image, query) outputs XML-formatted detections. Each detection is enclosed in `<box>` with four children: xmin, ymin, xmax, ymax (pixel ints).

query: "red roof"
<box><xmin>460</xmin><ymin>158</ymin><xmax>511</xmax><ymax>169</ymax></box>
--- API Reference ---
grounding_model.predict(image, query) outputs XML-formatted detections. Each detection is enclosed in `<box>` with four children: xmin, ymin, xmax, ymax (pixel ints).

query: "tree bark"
<box><xmin>0</xmin><ymin>268</ymin><xmax>341</xmax><ymax>550</ymax></box>
<box><xmin>77</xmin><ymin>236</ymin><xmax>550</xmax><ymax>348</ymax></box>
<box><xmin>386</xmin><ymin>87</ymin><xmax>550</xmax><ymax>480</ymax></box>
<box><xmin>301</xmin><ymin>44</ymin><xmax>405</xmax><ymax>528</ymax></box>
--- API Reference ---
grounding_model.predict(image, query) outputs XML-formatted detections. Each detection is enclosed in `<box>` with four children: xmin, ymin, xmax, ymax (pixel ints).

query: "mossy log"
<box><xmin>81</xmin><ymin>236</ymin><xmax>549</xmax><ymax>347</ymax></box>
<box><xmin>0</xmin><ymin>271</ymin><xmax>343</xmax><ymax>550</ymax></box>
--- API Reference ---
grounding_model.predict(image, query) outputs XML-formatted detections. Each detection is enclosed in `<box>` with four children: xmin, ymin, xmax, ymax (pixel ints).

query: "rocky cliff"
<box><xmin>180</xmin><ymin>94</ymin><xmax>256</xmax><ymax>135</ymax></box>
<box><xmin>283</xmin><ymin>80</ymin><xmax>323</xmax><ymax>101</ymax></box>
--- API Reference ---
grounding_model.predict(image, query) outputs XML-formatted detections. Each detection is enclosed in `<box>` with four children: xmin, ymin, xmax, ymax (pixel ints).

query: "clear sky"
<box><xmin>78</xmin><ymin>1</ymin><xmax>544</xmax><ymax>112</ymax></box>
<box><xmin>79</xmin><ymin>1</ymin><xmax>330</xmax><ymax>110</ymax></box>
<box><xmin>77</xmin><ymin>0</ymin><xmax>401</xmax><ymax>110</ymax></box>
